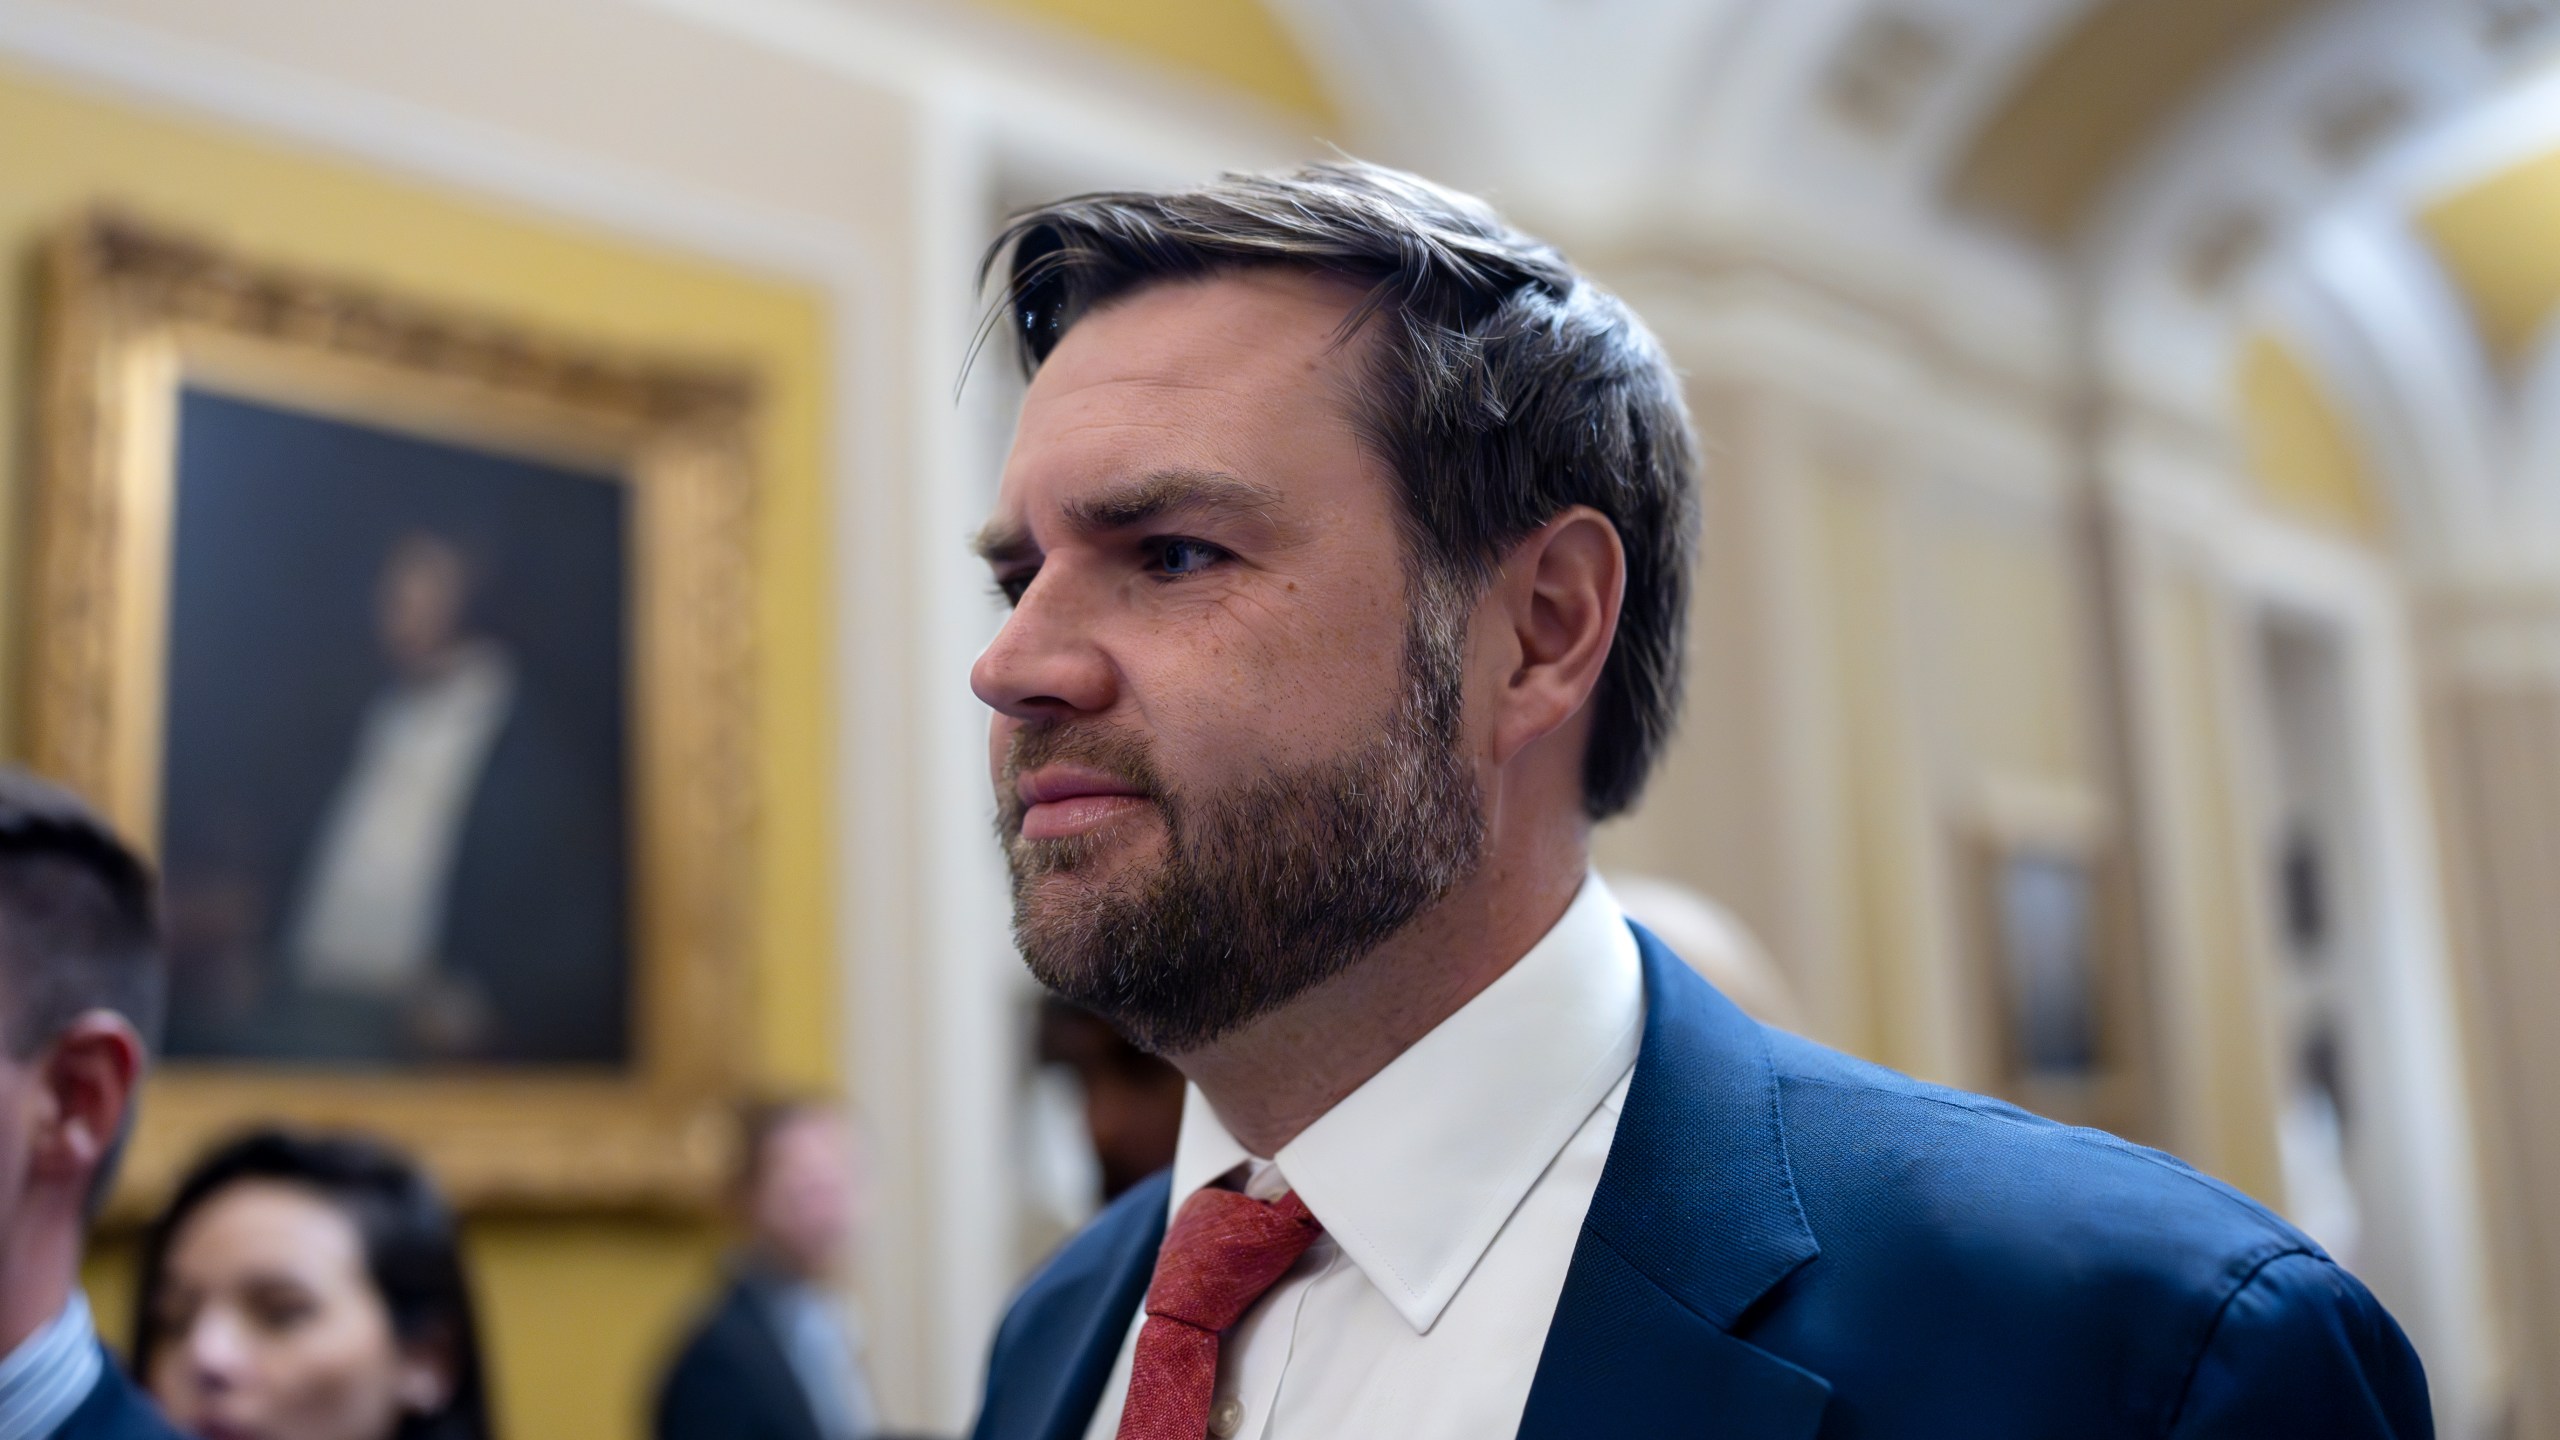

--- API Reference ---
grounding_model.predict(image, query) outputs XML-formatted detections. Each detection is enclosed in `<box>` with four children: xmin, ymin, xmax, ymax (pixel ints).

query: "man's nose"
<box><xmin>970</xmin><ymin>569</ymin><xmax>1116</xmax><ymax>721</ymax></box>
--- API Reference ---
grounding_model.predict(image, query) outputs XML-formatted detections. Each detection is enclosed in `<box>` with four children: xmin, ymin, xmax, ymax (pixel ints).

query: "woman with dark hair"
<box><xmin>129</xmin><ymin>1129</ymin><xmax>494</xmax><ymax>1440</ymax></box>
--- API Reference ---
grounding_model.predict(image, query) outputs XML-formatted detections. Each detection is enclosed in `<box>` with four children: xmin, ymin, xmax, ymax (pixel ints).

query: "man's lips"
<box><xmin>1014</xmin><ymin>765</ymin><xmax>1153</xmax><ymax>842</ymax></box>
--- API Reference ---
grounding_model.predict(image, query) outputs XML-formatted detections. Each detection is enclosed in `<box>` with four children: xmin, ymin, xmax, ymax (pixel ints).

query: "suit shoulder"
<box><xmin>2169</xmin><ymin>1251</ymin><xmax>2430</xmax><ymax>1436</ymax></box>
<box><xmin>1762</xmin><ymin>1027</ymin><xmax>2316</xmax><ymax>1304</ymax></box>
<box><xmin>656</xmin><ymin>1283</ymin><xmax>766</xmax><ymax>1398</ymax></box>
<box><xmin>667</xmin><ymin>1278</ymin><xmax>756</xmax><ymax>1346</ymax></box>
<box><xmin>1738</xmin><ymin>1031</ymin><xmax>2387</xmax><ymax>1432</ymax></box>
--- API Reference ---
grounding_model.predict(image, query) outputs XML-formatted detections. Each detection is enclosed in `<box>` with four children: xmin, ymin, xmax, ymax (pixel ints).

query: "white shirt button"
<box><xmin>1208</xmin><ymin>1395</ymin><xmax>1246</xmax><ymax>1438</ymax></box>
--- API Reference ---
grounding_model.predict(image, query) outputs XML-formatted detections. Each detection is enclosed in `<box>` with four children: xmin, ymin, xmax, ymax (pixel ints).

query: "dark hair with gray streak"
<box><xmin>982</xmin><ymin>159</ymin><xmax>1700</xmax><ymax>820</ymax></box>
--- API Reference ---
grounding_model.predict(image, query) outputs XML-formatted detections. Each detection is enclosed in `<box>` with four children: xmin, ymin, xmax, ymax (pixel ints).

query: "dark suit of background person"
<box><xmin>658</xmin><ymin>1102</ymin><xmax>882</xmax><ymax>1440</ymax></box>
<box><xmin>977</xmin><ymin>927</ymin><xmax>2428</xmax><ymax>1440</ymax></box>
<box><xmin>659</xmin><ymin>1276</ymin><xmax>850</xmax><ymax>1440</ymax></box>
<box><xmin>0</xmin><ymin>771</ymin><xmax>185</xmax><ymax>1440</ymax></box>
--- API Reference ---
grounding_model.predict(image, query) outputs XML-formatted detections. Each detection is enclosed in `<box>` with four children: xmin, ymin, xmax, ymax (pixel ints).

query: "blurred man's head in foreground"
<box><xmin>0</xmin><ymin>767</ymin><xmax>163</xmax><ymax>1340</ymax></box>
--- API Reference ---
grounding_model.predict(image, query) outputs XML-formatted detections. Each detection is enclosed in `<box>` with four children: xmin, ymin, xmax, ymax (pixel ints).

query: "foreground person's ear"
<box><xmin>31</xmin><ymin>1011</ymin><xmax>143</xmax><ymax>1198</ymax></box>
<box><xmin>1487</xmin><ymin>505</ymin><xmax>1625</xmax><ymax>768</ymax></box>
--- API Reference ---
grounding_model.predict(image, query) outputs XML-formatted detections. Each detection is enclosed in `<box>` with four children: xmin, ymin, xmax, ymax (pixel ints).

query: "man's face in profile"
<box><xmin>972</xmin><ymin>270</ymin><xmax>1485</xmax><ymax>1053</ymax></box>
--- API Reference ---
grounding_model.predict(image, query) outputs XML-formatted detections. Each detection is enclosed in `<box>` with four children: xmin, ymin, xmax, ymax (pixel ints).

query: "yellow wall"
<box><xmin>2155</xmin><ymin>574</ymin><xmax>2288</xmax><ymax>1206</ymax></box>
<box><xmin>2236</xmin><ymin>333</ymin><xmax>2388</xmax><ymax>539</ymax></box>
<box><xmin>1814</xmin><ymin>456</ymin><xmax>1932</xmax><ymax>1077</ymax></box>
<box><xmin>0</xmin><ymin>63</ymin><xmax>838</xmax><ymax>1440</ymax></box>
<box><xmin>1924</xmin><ymin>519</ymin><xmax>2099</xmax><ymax>787</ymax></box>
<box><xmin>2421</xmin><ymin>145</ymin><xmax>2560</xmax><ymax>369</ymax></box>
<box><xmin>972</xmin><ymin>0</ymin><xmax>1337</xmax><ymax>126</ymax></box>
<box><xmin>1949</xmin><ymin>0</ymin><xmax>2322</xmax><ymax>244</ymax></box>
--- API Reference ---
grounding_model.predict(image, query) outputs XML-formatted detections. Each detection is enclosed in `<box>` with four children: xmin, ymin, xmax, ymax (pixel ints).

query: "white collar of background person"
<box><xmin>0</xmin><ymin>1292</ymin><xmax>102</xmax><ymax>1440</ymax></box>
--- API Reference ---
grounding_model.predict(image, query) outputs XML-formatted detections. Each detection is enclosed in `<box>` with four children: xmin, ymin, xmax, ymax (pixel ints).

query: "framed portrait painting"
<box><xmin>1957</xmin><ymin>781</ymin><xmax>2154</xmax><ymax>1144</ymax></box>
<box><xmin>26</xmin><ymin>216</ymin><xmax>757</xmax><ymax>1213</ymax></box>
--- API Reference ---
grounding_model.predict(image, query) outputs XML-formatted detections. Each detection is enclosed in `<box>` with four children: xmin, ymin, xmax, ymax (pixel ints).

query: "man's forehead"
<box><xmin>987</xmin><ymin>271</ymin><xmax>1380</xmax><ymax>537</ymax></box>
<box><xmin>1026</xmin><ymin>270</ymin><xmax>1369</xmax><ymax>405</ymax></box>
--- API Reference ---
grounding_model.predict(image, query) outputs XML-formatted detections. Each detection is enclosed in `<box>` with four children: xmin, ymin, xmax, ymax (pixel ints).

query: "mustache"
<box><xmin>997</xmin><ymin>724</ymin><xmax>1167</xmax><ymax>835</ymax></box>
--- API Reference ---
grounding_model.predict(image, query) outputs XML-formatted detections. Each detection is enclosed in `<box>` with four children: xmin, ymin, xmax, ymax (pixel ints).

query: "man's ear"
<box><xmin>1486</xmin><ymin>505</ymin><xmax>1625</xmax><ymax>769</ymax></box>
<box><xmin>31</xmin><ymin>1012</ymin><xmax>144</xmax><ymax>1202</ymax></box>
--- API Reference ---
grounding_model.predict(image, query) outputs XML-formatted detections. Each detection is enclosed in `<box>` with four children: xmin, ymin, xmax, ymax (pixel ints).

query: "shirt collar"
<box><xmin>0</xmin><ymin>1292</ymin><xmax>102</xmax><ymax>1440</ymax></box>
<box><xmin>1167</xmin><ymin>873</ymin><xmax>1644</xmax><ymax>1333</ymax></box>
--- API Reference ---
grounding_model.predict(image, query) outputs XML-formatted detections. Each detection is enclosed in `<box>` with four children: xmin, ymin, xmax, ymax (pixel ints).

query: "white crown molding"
<box><xmin>634</xmin><ymin>0</ymin><xmax>1308</xmax><ymax>179</ymax></box>
<box><xmin>2387</xmin><ymin>37</ymin><xmax>2560</xmax><ymax>206</ymax></box>
<box><xmin>0</xmin><ymin>0</ymin><xmax>876</xmax><ymax>279</ymax></box>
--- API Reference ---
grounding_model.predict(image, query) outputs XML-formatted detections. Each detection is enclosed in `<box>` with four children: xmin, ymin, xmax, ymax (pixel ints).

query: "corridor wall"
<box><xmin>0</xmin><ymin>62</ymin><xmax>840</xmax><ymax>1440</ymax></box>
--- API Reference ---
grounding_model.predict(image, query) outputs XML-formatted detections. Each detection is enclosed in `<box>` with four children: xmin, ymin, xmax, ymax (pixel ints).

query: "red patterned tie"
<box><xmin>1115</xmin><ymin>1186</ymin><xmax>1323</xmax><ymax>1440</ymax></box>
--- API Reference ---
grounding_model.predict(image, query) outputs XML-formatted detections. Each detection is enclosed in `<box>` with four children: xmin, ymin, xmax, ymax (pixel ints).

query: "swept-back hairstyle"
<box><xmin>134</xmin><ymin>1129</ymin><xmax>496</xmax><ymax>1440</ymax></box>
<box><xmin>982</xmin><ymin>160</ymin><xmax>1701</xmax><ymax>820</ymax></box>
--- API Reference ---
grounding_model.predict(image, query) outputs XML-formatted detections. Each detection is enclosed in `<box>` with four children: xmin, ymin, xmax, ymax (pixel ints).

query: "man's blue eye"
<box><xmin>1156</xmin><ymin>539</ymin><xmax>1221</xmax><ymax>576</ymax></box>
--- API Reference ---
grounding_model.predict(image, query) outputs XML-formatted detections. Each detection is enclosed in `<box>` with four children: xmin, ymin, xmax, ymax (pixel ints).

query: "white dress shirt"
<box><xmin>1081</xmin><ymin>873</ymin><xmax>1644</xmax><ymax>1440</ymax></box>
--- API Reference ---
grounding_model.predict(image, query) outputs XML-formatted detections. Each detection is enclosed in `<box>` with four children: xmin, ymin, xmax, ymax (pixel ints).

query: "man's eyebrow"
<box><xmin>971</xmin><ymin>469</ymin><xmax>1285</xmax><ymax>565</ymax></box>
<box><xmin>1062</xmin><ymin>469</ymin><xmax>1285</xmax><ymax>532</ymax></box>
<box><xmin>971</xmin><ymin>517</ymin><xmax>1036</xmax><ymax>567</ymax></box>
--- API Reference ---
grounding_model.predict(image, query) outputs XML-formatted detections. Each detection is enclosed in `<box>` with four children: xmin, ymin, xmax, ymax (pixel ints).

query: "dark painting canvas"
<box><xmin>159</xmin><ymin>388</ymin><xmax>633</xmax><ymax>1068</ymax></box>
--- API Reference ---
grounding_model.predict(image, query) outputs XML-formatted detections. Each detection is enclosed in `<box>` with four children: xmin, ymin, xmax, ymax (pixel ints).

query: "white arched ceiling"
<box><xmin>2415</xmin><ymin>60</ymin><xmax>2560</xmax><ymax>573</ymax></box>
<box><xmin>2084</xmin><ymin>0</ymin><xmax>2491</xmax><ymax>419</ymax></box>
<box><xmin>1269</xmin><ymin>0</ymin><xmax>2091</xmax><ymax>241</ymax></box>
<box><xmin>1268</xmin><ymin>0</ymin><xmax>2105</xmax><ymax>388</ymax></box>
<box><xmin>2186</xmin><ymin>7</ymin><xmax>2560</xmax><ymax>571</ymax></box>
<box><xmin>1271</xmin><ymin>0</ymin><xmax>2560</xmax><ymax>565</ymax></box>
<box><xmin>1259</xmin><ymin>0</ymin><xmax>1757</xmax><ymax>235</ymax></box>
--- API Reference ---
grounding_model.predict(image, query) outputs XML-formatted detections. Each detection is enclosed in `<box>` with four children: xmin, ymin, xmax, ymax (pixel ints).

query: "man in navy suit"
<box><xmin>963</xmin><ymin>161</ymin><xmax>2429</xmax><ymax>1439</ymax></box>
<box><xmin>0</xmin><ymin>771</ymin><xmax>183</xmax><ymax>1440</ymax></box>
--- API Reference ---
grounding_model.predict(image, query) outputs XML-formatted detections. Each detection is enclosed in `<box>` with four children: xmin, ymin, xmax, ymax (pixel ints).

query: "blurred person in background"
<box><xmin>964</xmin><ymin>161</ymin><xmax>2428</xmax><ymax>1439</ymax></box>
<box><xmin>0</xmin><ymin>769</ymin><xmax>180</xmax><ymax>1440</ymax></box>
<box><xmin>657</xmin><ymin>1100</ymin><xmax>881</xmax><ymax>1440</ymax></box>
<box><xmin>1606</xmin><ymin>873</ymin><xmax>1803</xmax><ymax>1031</ymax></box>
<box><xmin>131</xmin><ymin>1128</ymin><xmax>493</xmax><ymax>1440</ymax></box>
<box><xmin>1035</xmin><ymin>999</ymin><xmax>1184</xmax><ymax>1205</ymax></box>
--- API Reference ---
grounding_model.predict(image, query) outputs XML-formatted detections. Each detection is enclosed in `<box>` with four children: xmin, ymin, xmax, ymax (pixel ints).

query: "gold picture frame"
<box><xmin>1956</xmin><ymin>780</ymin><xmax>2156</xmax><ymax>1144</ymax></box>
<box><xmin>27</xmin><ymin>215</ymin><xmax>757</xmax><ymax>1216</ymax></box>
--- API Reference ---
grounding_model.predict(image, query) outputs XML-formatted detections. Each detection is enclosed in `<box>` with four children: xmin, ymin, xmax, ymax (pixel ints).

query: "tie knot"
<box><xmin>1143</xmin><ymin>1187</ymin><xmax>1323</xmax><ymax>1334</ymax></box>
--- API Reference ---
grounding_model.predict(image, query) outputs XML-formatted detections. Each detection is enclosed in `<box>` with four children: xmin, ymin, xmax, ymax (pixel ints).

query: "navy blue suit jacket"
<box><xmin>971</xmin><ymin>926</ymin><xmax>2431</xmax><ymax>1438</ymax></box>
<box><xmin>53</xmin><ymin>1353</ymin><xmax>185</xmax><ymax>1440</ymax></box>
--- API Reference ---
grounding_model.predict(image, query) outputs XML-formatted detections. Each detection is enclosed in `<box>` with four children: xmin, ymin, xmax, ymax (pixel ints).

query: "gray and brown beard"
<box><xmin>997</xmin><ymin>598</ymin><xmax>1486</xmax><ymax>1055</ymax></box>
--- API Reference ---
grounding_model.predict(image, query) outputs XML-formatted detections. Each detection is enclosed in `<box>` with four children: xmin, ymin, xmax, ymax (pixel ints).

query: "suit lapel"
<box><xmin>989</xmin><ymin>1172</ymin><xmax>1168</xmax><ymax>1440</ymax></box>
<box><xmin>1521</xmin><ymin>1233</ymin><xmax>1830</xmax><ymax>1438</ymax></box>
<box><xmin>1517</xmin><ymin>926</ymin><xmax>1832</xmax><ymax>1440</ymax></box>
